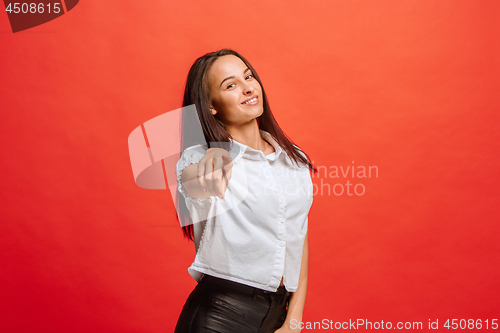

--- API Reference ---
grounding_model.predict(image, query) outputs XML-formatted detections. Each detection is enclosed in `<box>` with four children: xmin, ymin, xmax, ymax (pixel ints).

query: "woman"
<box><xmin>174</xmin><ymin>49</ymin><xmax>316</xmax><ymax>333</ymax></box>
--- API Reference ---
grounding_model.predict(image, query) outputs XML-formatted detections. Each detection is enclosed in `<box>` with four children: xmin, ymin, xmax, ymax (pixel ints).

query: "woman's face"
<box><xmin>207</xmin><ymin>55</ymin><xmax>263</xmax><ymax>127</ymax></box>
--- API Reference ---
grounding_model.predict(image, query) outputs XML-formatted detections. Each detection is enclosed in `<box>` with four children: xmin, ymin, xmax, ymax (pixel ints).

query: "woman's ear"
<box><xmin>210</xmin><ymin>107</ymin><xmax>217</xmax><ymax>115</ymax></box>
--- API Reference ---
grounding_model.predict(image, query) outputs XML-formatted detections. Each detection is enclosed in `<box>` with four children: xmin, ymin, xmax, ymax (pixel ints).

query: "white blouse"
<box><xmin>176</xmin><ymin>130</ymin><xmax>313</xmax><ymax>292</ymax></box>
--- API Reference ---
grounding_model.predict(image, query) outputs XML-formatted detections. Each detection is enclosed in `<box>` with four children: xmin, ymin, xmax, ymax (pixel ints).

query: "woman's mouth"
<box><xmin>242</xmin><ymin>96</ymin><xmax>259</xmax><ymax>105</ymax></box>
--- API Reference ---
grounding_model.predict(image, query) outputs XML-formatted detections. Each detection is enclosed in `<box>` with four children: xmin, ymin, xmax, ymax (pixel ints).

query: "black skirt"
<box><xmin>174</xmin><ymin>274</ymin><xmax>291</xmax><ymax>333</ymax></box>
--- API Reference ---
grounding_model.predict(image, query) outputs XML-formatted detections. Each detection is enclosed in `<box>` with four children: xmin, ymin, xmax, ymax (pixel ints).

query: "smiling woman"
<box><xmin>207</xmin><ymin>56</ymin><xmax>264</xmax><ymax>127</ymax></box>
<box><xmin>174</xmin><ymin>49</ymin><xmax>317</xmax><ymax>333</ymax></box>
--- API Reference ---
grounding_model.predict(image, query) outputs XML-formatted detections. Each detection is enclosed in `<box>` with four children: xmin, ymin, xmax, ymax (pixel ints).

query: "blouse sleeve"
<box><xmin>176</xmin><ymin>145</ymin><xmax>215</xmax><ymax>224</ymax></box>
<box><xmin>293</xmin><ymin>145</ymin><xmax>314</xmax><ymax>205</ymax></box>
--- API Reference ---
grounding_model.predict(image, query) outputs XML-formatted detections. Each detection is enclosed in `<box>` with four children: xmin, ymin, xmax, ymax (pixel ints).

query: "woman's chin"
<box><xmin>249</xmin><ymin>105</ymin><xmax>264</xmax><ymax>117</ymax></box>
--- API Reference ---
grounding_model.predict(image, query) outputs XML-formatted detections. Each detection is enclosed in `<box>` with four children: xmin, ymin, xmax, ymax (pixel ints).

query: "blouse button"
<box><xmin>279</xmin><ymin>218</ymin><xmax>285</xmax><ymax>223</ymax></box>
<box><xmin>279</xmin><ymin>241</ymin><xmax>284</xmax><ymax>247</ymax></box>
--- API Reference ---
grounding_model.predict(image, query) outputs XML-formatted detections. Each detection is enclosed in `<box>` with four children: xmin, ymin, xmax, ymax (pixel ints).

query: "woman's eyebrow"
<box><xmin>220</xmin><ymin>67</ymin><xmax>251</xmax><ymax>87</ymax></box>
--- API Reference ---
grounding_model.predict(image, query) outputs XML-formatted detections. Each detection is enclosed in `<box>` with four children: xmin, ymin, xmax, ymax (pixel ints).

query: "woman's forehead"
<box><xmin>209</xmin><ymin>55</ymin><xmax>247</xmax><ymax>82</ymax></box>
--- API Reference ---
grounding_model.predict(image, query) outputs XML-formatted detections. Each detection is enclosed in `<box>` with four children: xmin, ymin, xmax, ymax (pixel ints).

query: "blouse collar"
<box><xmin>228</xmin><ymin>130</ymin><xmax>298</xmax><ymax>168</ymax></box>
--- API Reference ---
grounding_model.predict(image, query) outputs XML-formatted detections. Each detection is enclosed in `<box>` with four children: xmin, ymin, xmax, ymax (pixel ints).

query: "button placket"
<box><xmin>277</xmin><ymin>194</ymin><xmax>287</xmax><ymax>246</ymax></box>
<box><xmin>261</xmin><ymin>159</ymin><xmax>277</xmax><ymax>192</ymax></box>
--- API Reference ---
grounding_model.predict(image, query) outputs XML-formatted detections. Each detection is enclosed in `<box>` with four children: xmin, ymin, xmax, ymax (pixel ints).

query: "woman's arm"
<box><xmin>181</xmin><ymin>163</ymin><xmax>212</xmax><ymax>199</ymax></box>
<box><xmin>276</xmin><ymin>229</ymin><xmax>309</xmax><ymax>332</ymax></box>
<box><xmin>180</xmin><ymin>148</ymin><xmax>233</xmax><ymax>199</ymax></box>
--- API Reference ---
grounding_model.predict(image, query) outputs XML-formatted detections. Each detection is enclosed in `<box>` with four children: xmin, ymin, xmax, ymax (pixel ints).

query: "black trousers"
<box><xmin>174</xmin><ymin>274</ymin><xmax>291</xmax><ymax>333</ymax></box>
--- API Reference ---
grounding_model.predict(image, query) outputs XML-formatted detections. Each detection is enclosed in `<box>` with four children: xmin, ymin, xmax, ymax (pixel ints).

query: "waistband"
<box><xmin>201</xmin><ymin>274</ymin><xmax>291</xmax><ymax>298</ymax></box>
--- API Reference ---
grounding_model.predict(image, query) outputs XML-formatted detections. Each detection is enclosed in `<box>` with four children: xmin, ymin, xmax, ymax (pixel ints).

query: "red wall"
<box><xmin>1</xmin><ymin>1</ymin><xmax>499</xmax><ymax>332</ymax></box>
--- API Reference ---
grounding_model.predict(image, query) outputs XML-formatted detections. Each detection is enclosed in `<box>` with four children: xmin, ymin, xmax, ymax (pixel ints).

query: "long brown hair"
<box><xmin>177</xmin><ymin>49</ymin><xmax>317</xmax><ymax>241</ymax></box>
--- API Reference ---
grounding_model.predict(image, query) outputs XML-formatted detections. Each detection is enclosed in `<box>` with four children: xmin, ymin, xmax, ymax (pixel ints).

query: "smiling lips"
<box><xmin>242</xmin><ymin>95</ymin><xmax>259</xmax><ymax>105</ymax></box>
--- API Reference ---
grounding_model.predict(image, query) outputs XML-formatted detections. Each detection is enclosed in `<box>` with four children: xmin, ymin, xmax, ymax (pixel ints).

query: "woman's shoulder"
<box><xmin>282</xmin><ymin>144</ymin><xmax>309</xmax><ymax>169</ymax></box>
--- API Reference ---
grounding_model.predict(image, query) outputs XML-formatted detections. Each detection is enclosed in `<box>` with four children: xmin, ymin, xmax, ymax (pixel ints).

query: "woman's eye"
<box><xmin>226</xmin><ymin>75</ymin><xmax>253</xmax><ymax>89</ymax></box>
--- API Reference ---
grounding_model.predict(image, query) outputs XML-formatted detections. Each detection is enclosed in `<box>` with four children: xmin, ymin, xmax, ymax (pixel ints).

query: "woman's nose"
<box><xmin>242</xmin><ymin>82</ymin><xmax>254</xmax><ymax>94</ymax></box>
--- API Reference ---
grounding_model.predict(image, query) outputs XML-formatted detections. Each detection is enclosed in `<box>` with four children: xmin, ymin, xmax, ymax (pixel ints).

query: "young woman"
<box><xmin>174</xmin><ymin>49</ymin><xmax>316</xmax><ymax>333</ymax></box>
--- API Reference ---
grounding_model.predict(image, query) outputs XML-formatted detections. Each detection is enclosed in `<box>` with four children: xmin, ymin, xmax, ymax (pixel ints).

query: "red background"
<box><xmin>1</xmin><ymin>1</ymin><xmax>499</xmax><ymax>332</ymax></box>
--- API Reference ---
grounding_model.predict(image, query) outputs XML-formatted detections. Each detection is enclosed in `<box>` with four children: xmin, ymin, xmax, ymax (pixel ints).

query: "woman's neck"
<box><xmin>227</xmin><ymin>120</ymin><xmax>272</xmax><ymax>154</ymax></box>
